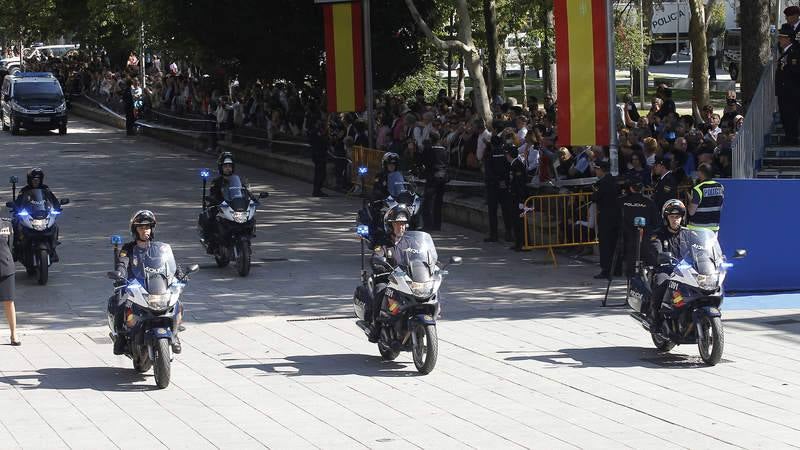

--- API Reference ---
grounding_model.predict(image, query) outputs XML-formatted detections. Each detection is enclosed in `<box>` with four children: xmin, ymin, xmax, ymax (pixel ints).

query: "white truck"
<box><xmin>646</xmin><ymin>0</ymin><xmax>738</xmax><ymax>65</ymax></box>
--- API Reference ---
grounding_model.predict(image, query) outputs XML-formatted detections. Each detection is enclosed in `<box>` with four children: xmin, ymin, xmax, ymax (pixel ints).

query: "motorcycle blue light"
<box><xmin>721</xmin><ymin>262</ymin><xmax>734</xmax><ymax>269</ymax></box>
<box><xmin>17</xmin><ymin>209</ymin><xmax>29</xmax><ymax>217</ymax></box>
<box><xmin>358</xmin><ymin>166</ymin><xmax>368</xmax><ymax>175</ymax></box>
<box><xmin>50</xmin><ymin>208</ymin><xmax>61</xmax><ymax>215</ymax></box>
<box><xmin>110</xmin><ymin>235</ymin><xmax>123</xmax><ymax>245</ymax></box>
<box><xmin>200</xmin><ymin>169</ymin><xmax>211</xmax><ymax>179</ymax></box>
<box><xmin>356</xmin><ymin>224</ymin><xmax>370</xmax><ymax>237</ymax></box>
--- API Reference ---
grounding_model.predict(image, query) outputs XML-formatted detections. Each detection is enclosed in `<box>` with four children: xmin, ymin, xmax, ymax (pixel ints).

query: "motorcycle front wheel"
<box><xmin>411</xmin><ymin>324</ymin><xmax>438</xmax><ymax>374</ymax></box>
<box><xmin>152</xmin><ymin>338</ymin><xmax>172</xmax><ymax>389</ymax></box>
<box><xmin>236</xmin><ymin>240</ymin><xmax>250</xmax><ymax>277</ymax></box>
<box><xmin>698</xmin><ymin>316</ymin><xmax>724</xmax><ymax>366</ymax></box>
<box><xmin>37</xmin><ymin>249</ymin><xmax>49</xmax><ymax>285</ymax></box>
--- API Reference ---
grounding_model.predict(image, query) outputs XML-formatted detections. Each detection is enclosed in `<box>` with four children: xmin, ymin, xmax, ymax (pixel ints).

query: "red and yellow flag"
<box><xmin>322</xmin><ymin>1</ymin><xmax>365</xmax><ymax>113</ymax></box>
<box><xmin>554</xmin><ymin>0</ymin><xmax>612</xmax><ymax>146</ymax></box>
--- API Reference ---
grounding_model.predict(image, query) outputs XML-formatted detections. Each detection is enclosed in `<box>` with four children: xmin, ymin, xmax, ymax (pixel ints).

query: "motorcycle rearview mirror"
<box><xmin>633</xmin><ymin>216</ymin><xmax>646</xmax><ymax>228</ymax></box>
<box><xmin>9</xmin><ymin>176</ymin><xmax>17</xmax><ymax>184</ymax></box>
<box><xmin>259</xmin><ymin>192</ymin><xmax>269</xmax><ymax>199</ymax></box>
<box><xmin>449</xmin><ymin>256</ymin><xmax>462</xmax><ymax>266</ymax></box>
<box><xmin>60</xmin><ymin>198</ymin><xmax>70</xmax><ymax>205</ymax></box>
<box><xmin>5</xmin><ymin>201</ymin><xmax>13</xmax><ymax>209</ymax></box>
<box><xmin>110</xmin><ymin>235</ymin><xmax>123</xmax><ymax>245</ymax></box>
<box><xmin>186</xmin><ymin>264</ymin><xmax>200</xmax><ymax>274</ymax></box>
<box><xmin>733</xmin><ymin>249</ymin><xmax>747</xmax><ymax>259</ymax></box>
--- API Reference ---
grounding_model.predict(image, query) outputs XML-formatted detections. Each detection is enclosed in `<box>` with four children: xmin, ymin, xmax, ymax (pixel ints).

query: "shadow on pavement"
<box><xmin>0</xmin><ymin>366</ymin><xmax>158</xmax><ymax>391</ymax></box>
<box><xmin>226</xmin><ymin>353</ymin><xmax>422</xmax><ymax>378</ymax></box>
<box><xmin>725</xmin><ymin>313</ymin><xmax>800</xmax><ymax>337</ymax></box>
<box><xmin>504</xmin><ymin>346</ymin><xmax>718</xmax><ymax>369</ymax></box>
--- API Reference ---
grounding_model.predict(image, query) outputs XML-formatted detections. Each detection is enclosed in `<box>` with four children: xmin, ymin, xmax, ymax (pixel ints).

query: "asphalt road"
<box><xmin>0</xmin><ymin>118</ymin><xmax>798</xmax><ymax>449</ymax></box>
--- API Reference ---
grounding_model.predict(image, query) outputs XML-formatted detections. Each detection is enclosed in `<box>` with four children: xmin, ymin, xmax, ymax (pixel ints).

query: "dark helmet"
<box><xmin>27</xmin><ymin>167</ymin><xmax>44</xmax><ymax>186</ymax></box>
<box><xmin>130</xmin><ymin>209</ymin><xmax>157</xmax><ymax>240</ymax></box>
<box><xmin>624</xmin><ymin>174</ymin><xmax>643</xmax><ymax>191</ymax></box>
<box><xmin>384</xmin><ymin>204</ymin><xmax>410</xmax><ymax>234</ymax></box>
<box><xmin>661</xmin><ymin>199</ymin><xmax>686</xmax><ymax>226</ymax></box>
<box><xmin>217</xmin><ymin>152</ymin><xmax>235</xmax><ymax>175</ymax></box>
<box><xmin>382</xmin><ymin>152</ymin><xmax>399</xmax><ymax>169</ymax></box>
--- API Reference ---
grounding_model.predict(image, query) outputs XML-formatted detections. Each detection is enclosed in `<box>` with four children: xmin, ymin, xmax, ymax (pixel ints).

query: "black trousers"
<box><xmin>125</xmin><ymin>111</ymin><xmax>136</xmax><ymax>136</ymax></box>
<box><xmin>622</xmin><ymin>231</ymin><xmax>645</xmax><ymax>278</ymax></box>
<box><xmin>779</xmin><ymin>96</ymin><xmax>800</xmax><ymax>145</ymax></box>
<box><xmin>651</xmin><ymin>272</ymin><xmax>670</xmax><ymax>318</ymax></box>
<box><xmin>598</xmin><ymin>221</ymin><xmax>619</xmax><ymax>275</ymax></box>
<box><xmin>312</xmin><ymin>159</ymin><xmax>327</xmax><ymax>195</ymax></box>
<box><xmin>708</xmin><ymin>56</ymin><xmax>717</xmax><ymax>80</ymax></box>
<box><xmin>486</xmin><ymin>182</ymin><xmax>514</xmax><ymax>239</ymax></box>
<box><xmin>422</xmin><ymin>178</ymin><xmax>446</xmax><ymax>230</ymax></box>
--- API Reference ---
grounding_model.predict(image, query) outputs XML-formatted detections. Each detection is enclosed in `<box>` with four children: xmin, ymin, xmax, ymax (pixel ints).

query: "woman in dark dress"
<box><xmin>0</xmin><ymin>218</ymin><xmax>18</xmax><ymax>345</ymax></box>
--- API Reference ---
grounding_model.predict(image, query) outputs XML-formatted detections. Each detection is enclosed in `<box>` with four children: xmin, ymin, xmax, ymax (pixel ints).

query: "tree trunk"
<box><xmin>641</xmin><ymin>0</ymin><xmax>654</xmax><ymax>106</ymax></box>
<box><xmin>541</xmin><ymin>7</ymin><xmax>557</xmax><ymax>98</ymax></box>
<box><xmin>457</xmin><ymin>53</ymin><xmax>465</xmax><ymax>100</ymax></box>
<box><xmin>739</xmin><ymin>0</ymin><xmax>770</xmax><ymax>105</ymax></box>
<box><xmin>483</xmin><ymin>0</ymin><xmax>503</xmax><ymax>99</ymax></box>
<box><xmin>404</xmin><ymin>0</ymin><xmax>492</xmax><ymax>124</ymax></box>
<box><xmin>687</xmin><ymin>0</ymin><xmax>709</xmax><ymax>116</ymax></box>
<box><xmin>521</xmin><ymin>62</ymin><xmax>527</xmax><ymax>108</ymax></box>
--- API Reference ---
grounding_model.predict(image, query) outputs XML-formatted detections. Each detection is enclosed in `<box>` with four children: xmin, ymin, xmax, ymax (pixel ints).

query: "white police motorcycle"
<box><xmin>107</xmin><ymin>236</ymin><xmax>198</xmax><ymax>389</ymax></box>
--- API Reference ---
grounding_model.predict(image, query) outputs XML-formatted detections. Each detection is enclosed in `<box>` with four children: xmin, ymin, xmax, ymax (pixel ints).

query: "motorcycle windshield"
<box><xmin>222</xmin><ymin>175</ymin><xmax>249</xmax><ymax>211</ymax></box>
<box><xmin>674</xmin><ymin>228</ymin><xmax>725</xmax><ymax>290</ymax></box>
<box><xmin>132</xmin><ymin>242</ymin><xmax>177</xmax><ymax>295</ymax></box>
<box><xmin>394</xmin><ymin>231</ymin><xmax>438</xmax><ymax>282</ymax></box>
<box><xmin>19</xmin><ymin>189</ymin><xmax>51</xmax><ymax>219</ymax></box>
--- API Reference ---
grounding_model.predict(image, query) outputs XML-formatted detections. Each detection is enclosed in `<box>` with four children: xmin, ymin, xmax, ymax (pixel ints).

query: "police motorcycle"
<box><xmin>198</xmin><ymin>169</ymin><xmax>268</xmax><ymax>277</ymax></box>
<box><xmin>5</xmin><ymin>176</ymin><xmax>69</xmax><ymax>285</ymax></box>
<box><xmin>107</xmin><ymin>235</ymin><xmax>199</xmax><ymax>389</ymax></box>
<box><xmin>353</xmin><ymin>176</ymin><xmax>461</xmax><ymax>374</ymax></box>
<box><xmin>626</xmin><ymin>217</ymin><xmax>746</xmax><ymax>366</ymax></box>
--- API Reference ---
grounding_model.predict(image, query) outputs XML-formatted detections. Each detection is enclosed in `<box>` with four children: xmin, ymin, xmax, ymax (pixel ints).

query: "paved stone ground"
<box><xmin>0</xmin><ymin>119</ymin><xmax>798</xmax><ymax>449</ymax></box>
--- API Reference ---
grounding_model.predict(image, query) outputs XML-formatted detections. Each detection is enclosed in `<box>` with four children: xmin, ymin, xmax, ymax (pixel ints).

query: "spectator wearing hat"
<box><xmin>776</xmin><ymin>23</ymin><xmax>800</xmax><ymax>145</ymax></box>
<box><xmin>652</xmin><ymin>156</ymin><xmax>679</xmax><ymax>211</ymax></box>
<box><xmin>785</xmin><ymin>5</ymin><xmax>800</xmax><ymax>36</ymax></box>
<box><xmin>591</xmin><ymin>160</ymin><xmax>621</xmax><ymax>279</ymax></box>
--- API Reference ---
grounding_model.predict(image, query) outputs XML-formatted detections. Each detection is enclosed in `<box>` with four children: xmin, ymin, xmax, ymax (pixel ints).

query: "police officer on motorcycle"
<box><xmin>109</xmin><ymin>210</ymin><xmax>185</xmax><ymax>355</ymax></box>
<box><xmin>13</xmin><ymin>168</ymin><xmax>63</xmax><ymax>261</ymax></box>
<box><xmin>647</xmin><ymin>199</ymin><xmax>688</xmax><ymax>325</ymax></box>
<box><xmin>372</xmin><ymin>152</ymin><xmax>405</xmax><ymax>201</ymax></box>
<box><xmin>366</xmin><ymin>204</ymin><xmax>410</xmax><ymax>339</ymax></box>
<box><xmin>200</xmin><ymin>152</ymin><xmax>253</xmax><ymax>250</ymax></box>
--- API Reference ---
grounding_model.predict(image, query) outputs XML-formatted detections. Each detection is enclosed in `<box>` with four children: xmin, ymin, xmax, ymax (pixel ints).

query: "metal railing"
<box><xmin>522</xmin><ymin>191</ymin><xmax>598</xmax><ymax>266</ymax></box>
<box><xmin>733</xmin><ymin>59</ymin><xmax>776</xmax><ymax>179</ymax></box>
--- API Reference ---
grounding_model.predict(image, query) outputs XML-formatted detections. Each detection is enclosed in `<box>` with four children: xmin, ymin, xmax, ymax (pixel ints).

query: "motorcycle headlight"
<box><xmin>146</xmin><ymin>293</ymin><xmax>170</xmax><ymax>310</ymax></box>
<box><xmin>232</xmin><ymin>211</ymin><xmax>248</xmax><ymax>223</ymax></box>
<box><xmin>695</xmin><ymin>274</ymin><xmax>719</xmax><ymax>291</ymax></box>
<box><xmin>409</xmin><ymin>280</ymin><xmax>434</xmax><ymax>298</ymax></box>
<box><xmin>31</xmin><ymin>218</ymin><xmax>48</xmax><ymax>231</ymax></box>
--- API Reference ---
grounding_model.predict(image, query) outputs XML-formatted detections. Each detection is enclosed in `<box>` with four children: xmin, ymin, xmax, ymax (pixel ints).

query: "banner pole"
<box><xmin>606</xmin><ymin>0</ymin><xmax>619</xmax><ymax>176</ymax></box>
<box><xmin>363</xmin><ymin>0</ymin><xmax>374</xmax><ymax>148</ymax></box>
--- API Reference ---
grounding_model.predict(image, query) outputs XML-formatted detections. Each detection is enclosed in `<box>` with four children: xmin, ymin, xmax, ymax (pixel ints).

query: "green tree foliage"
<box><xmin>614</xmin><ymin>8</ymin><xmax>652</xmax><ymax>70</ymax></box>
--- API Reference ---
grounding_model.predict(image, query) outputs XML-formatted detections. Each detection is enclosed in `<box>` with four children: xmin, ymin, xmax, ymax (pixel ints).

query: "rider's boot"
<box><xmin>112</xmin><ymin>309</ymin><xmax>127</xmax><ymax>355</ymax></box>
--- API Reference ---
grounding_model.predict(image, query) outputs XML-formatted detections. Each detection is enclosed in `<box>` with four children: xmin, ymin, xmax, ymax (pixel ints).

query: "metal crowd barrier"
<box><xmin>522</xmin><ymin>191</ymin><xmax>597</xmax><ymax>267</ymax></box>
<box><xmin>351</xmin><ymin>146</ymin><xmax>386</xmax><ymax>187</ymax></box>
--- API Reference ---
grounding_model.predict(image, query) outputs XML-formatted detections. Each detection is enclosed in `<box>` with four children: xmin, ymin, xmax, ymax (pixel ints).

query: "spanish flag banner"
<box><xmin>554</xmin><ymin>0</ymin><xmax>612</xmax><ymax>146</ymax></box>
<box><xmin>322</xmin><ymin>1</ymin><xmax>365</xmax><ymax>113</ymax></box>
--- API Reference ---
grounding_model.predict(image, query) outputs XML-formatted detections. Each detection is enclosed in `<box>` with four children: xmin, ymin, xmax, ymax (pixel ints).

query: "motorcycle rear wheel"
<box><xmin>698</xmin><ymin>316</ymin><xmax>724</xmax><ymax>366</ymax></box>
<box><xmin>412</xmin><ymin>324</ymin><xmax>438</xmax><ymax>375</ymax></box>
<box><xmin>152</xmin><ymin>338</ymin><xmax>172</xmax><ymax>389</ymax></box>
<box><xmin>37</xmin><ymin>249</ymin><xmax>49</xmax><ymax>285</ymax></box>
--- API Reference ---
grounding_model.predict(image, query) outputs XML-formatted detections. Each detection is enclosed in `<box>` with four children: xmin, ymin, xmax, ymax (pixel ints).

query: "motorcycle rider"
<box><xmin>647</xmin><ymin>199</ymin><xmax>689</xmax><ymax>326</ymax></box>
<box><xmin>109</xmin><ymin>210</ymin><xmax>185</xmax><ymax>355</ymax></box>
<box><xmin>200</xmin><ymin>152</ymin><xmax>253</xmax><ymax>251</ymax></box>
<box><xmin>13</xmin><ymin>168</ymin><xmax>62</xmax><ymax>262</ymax></box>
<box><xmin>372</xmin><ymin>152</ymin><xmax>405</xmax><ymax>201</ymax></box>
<box><xmin>366</xmin><ymin>204</ymin><xmax>410</xmax><ymax>339</ymax></box>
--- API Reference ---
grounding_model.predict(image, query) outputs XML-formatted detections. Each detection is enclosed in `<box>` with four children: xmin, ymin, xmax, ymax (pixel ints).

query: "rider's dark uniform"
<box><xmin>647</xmin><ymin>226</ymin><xmax>686</xmax><ymax>317</ymax></box>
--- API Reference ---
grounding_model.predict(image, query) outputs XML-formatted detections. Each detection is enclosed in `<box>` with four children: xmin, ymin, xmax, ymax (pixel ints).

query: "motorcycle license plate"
<box><xmin>33</xmin><ymin>117</ymin><xmax>50</xmax><ymax>122</ymax></box>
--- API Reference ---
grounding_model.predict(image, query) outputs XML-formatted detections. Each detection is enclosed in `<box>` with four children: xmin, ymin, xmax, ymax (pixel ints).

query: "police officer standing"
<box><xmin>419</xmin><ymin>131</ymin><xmax>449</xmax><ymax>231</ymax></box>
<box><xmin>687</xmin><ymin>163</ymin><xmax>724</xmax><ymax>233</ymax></box>
<box><xmin>652</xmin><ymin>157</ymin><xmax>678</xmax><ymax>211</ymax></box>
<box><xmin>619</xmin><ymin>175</ymin><xmax>656</xmax><ymax>278</ymax></box>
<box><xmin>776</xmin><ymin>24</ymin><xmax>800</xmax><ymax>145</ymax></box>
<box><xmin>481</xmin><ymin>125</ymin><xmax>515</xmax><ymax>242</ymax></box>
<box><xmin>592</xmin><ymin>161</ymin><xmax>620</xmax><ymax>279</ymax></box>
<box><xmin>507</xmin><ymin>145</ymin><xmax>529</xmax><ymax>251</ymax></box>
<box><xmin>0</xmin><ymin>218</ymin><xmax>18</xmax><ymax>346</ymax></box>
<box><xmin>122</xmin><ymin>78</ymin><xmax>136</xmax><ymax>136</ymax></box>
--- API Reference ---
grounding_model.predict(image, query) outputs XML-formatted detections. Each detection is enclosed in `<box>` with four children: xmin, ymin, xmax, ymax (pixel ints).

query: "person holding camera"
<box><xmin>478</xmin><ymin>122</ymin><xmax>516</xmax><ymax>242</ymax></box>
